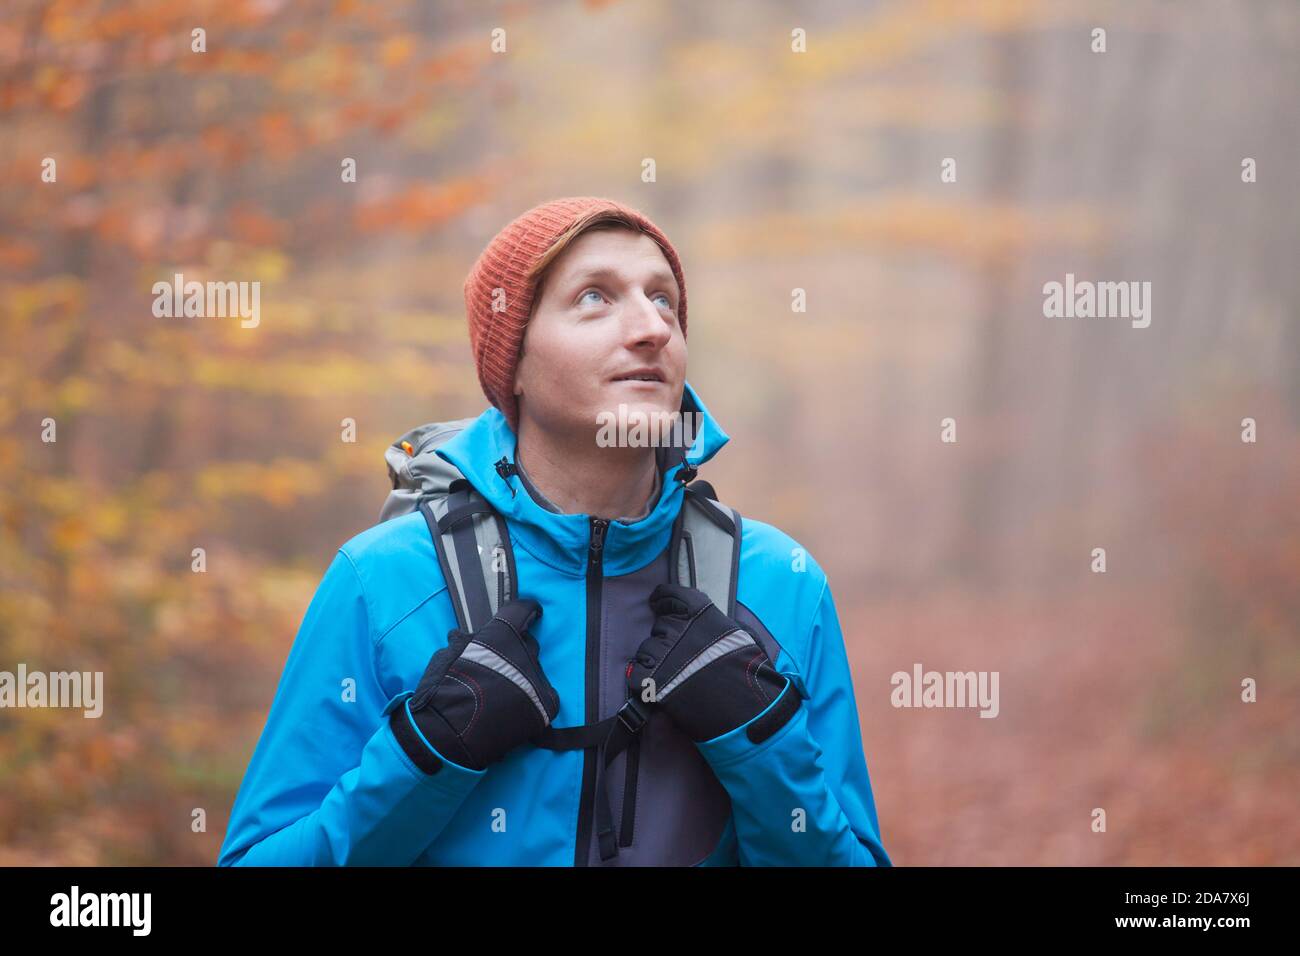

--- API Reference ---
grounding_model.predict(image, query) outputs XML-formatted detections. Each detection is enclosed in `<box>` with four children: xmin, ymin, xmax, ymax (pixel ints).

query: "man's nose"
<box><xmin>623</xmin><ymin>292</ymin><xmax>672</xmax><ymax>347</ymax></box>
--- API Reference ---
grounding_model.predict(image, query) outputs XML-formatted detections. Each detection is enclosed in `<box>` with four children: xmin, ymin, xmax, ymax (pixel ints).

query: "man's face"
<box><xmin>513</xmin><ymin>226</ymin><xmax>686</xmax><ymax>441</ymax></box>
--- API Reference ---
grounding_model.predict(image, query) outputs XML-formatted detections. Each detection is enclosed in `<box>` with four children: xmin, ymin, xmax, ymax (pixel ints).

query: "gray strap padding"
<box><xmin>471</xmin><ymin>511</ymin><xmax>511</xmax><ymax>619</ymax></box>
<box><xmin>676</xmin><ymin>493</ymin><xmax>741</xmax><ymax>616</ymax></box>
<box><xmin>427</xmin><ymin>494</ymin><xmax>511</xmax><ymax>634</ymax></box>
<box><xmin>427</xmin><ymin>496</ymin><xmax>471</xmax><ymax>631</ymax></box>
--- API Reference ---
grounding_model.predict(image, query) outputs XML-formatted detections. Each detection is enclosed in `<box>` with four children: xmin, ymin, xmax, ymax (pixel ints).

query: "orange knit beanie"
<box><xmin>463</xmin><ymin>196</ymin><xmax>689</xmax><ymax>433</ymax></box>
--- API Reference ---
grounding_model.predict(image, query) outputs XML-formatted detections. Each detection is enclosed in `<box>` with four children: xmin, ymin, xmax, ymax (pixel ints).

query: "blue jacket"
<box><xmin>218</xmin><ymin>381</ymin><xmax>891</xmax><ymax>866</ymax></box>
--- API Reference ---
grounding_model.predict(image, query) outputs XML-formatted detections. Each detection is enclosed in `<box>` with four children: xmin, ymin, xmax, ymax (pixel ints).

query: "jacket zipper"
<box><xmin>574</xmin><ymin>516</ymin><xmax>609</xmax><ymax>866</ymax></box>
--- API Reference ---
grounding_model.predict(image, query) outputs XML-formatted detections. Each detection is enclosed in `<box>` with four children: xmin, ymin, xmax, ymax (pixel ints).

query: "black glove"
<box><xmin>391</xmin><ymin>598</ymin><xmax>560</xmax><ymax>773</ymax></box>
<box><xmin>627</xmin><ymin>583</ymin><xmax>797</xmax><ymax>744</ymax></box>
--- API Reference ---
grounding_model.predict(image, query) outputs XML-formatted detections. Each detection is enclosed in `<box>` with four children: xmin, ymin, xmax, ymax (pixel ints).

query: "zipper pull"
<box><xmin>589</xmin><ymin>517</ymin><xmax>609</xmax><ymax>565</ymax></box>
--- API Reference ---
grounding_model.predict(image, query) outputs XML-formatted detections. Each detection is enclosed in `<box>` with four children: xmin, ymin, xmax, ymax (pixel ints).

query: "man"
<box><xmin>218</xmin><ymin>196</ymin><xmax>891</xmax><ymax>866</ymax></box>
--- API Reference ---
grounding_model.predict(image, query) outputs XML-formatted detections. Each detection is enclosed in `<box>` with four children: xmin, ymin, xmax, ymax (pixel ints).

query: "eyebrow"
<box><xmin>565</xmin><ymin>265</ymin><xmax>677</xmax><ymax>292</ymax></box>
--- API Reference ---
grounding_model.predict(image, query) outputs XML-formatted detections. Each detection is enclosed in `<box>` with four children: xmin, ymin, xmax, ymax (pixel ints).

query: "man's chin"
<box><xmin>592</xmin><ymin>394</ymin><xmax>683</xmax><ymax>449</ymax></box>
<box><xmin>599</xmin><ymin>396</ymin><xmax>674</xmax><ymax>420</ymax></box>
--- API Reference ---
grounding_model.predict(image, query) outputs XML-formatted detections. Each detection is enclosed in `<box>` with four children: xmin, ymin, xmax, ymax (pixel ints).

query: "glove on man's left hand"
<box><xmin>627</xmin><ymin>583</ymin><xmax>797</xmax><ymax>744</ymax></box>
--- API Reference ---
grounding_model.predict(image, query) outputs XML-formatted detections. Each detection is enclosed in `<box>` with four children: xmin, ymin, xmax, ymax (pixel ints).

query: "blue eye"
<box><xmin>654</xmin><ymin>293</ymin><xmax>672</xmax><ymax>309</ymax></box>
<box><xmin>579</xmin><ymin>290</ymin><xmax>604</xmax><ymax>306</ymax></box>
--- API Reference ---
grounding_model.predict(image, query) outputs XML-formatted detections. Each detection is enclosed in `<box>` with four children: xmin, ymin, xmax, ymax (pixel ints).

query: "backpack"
<box><xmin>380</xmin><ymin>418</ymin><xmax>743</xmax><ymax>861</ymax></box>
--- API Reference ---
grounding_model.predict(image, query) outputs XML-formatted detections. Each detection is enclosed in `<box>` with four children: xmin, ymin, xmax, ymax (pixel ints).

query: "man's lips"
<box><xmin>610</xmin><ymin>369</ymin><xmax>666</xmax><ymax>383</ymax></box>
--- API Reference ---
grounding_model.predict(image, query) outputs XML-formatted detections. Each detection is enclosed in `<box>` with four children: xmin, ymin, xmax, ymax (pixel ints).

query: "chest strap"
<box><xmin>532</xmin><ymin>697</ymin><xmax>656</xmax><ymax>861</ymax></box>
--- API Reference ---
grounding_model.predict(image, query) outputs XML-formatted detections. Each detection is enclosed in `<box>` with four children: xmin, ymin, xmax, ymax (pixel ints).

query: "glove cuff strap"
<box><xmin>389</xmin><ymin>702</ymin><xmax>445</xmax><ymax>776</ymax></box>
<box><xmin>746</xmin><ymin>679</ymin><xmax>801</xmax><ymax>745</ymax></box>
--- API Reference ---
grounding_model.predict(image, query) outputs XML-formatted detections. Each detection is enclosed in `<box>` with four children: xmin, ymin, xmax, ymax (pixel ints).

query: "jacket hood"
<box><xmin>430</xmin><ymin>380</ymin><xmax>728</xmax><ymax>578</ymax></box>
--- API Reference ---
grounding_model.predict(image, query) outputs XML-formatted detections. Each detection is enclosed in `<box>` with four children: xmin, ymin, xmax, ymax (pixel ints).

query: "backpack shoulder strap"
<box><xmin>379</xmin><ymin>418</ymin><xmax>517</xmax><ymax>632</ymax></box>
<box><xmin>416</xmin><ymin>475</ymin><xmax>738</xmax><ymax>633</ymax></box>
<box><xmin>669</xmin><ymin>480</ymin><xmax>741</xmax><ymax>617</ymax></box>
<box><xmin>418</xmin><ymin>478</ymin><xmax>516</xmax><ymax>634</ymax></box>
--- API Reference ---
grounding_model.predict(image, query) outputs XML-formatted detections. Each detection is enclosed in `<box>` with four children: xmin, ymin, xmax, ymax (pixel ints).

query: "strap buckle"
<box><xmin>615</xmin><ymin>697</ymin><xmax>650</xmax><ymax>735</ymax></box>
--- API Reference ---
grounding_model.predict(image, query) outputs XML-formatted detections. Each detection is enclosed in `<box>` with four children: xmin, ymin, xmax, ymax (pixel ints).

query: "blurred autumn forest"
<box><xmin>1</xmin><ymin>0</ymin><xmax>1297</xmax><ymax>865</ymax></box>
